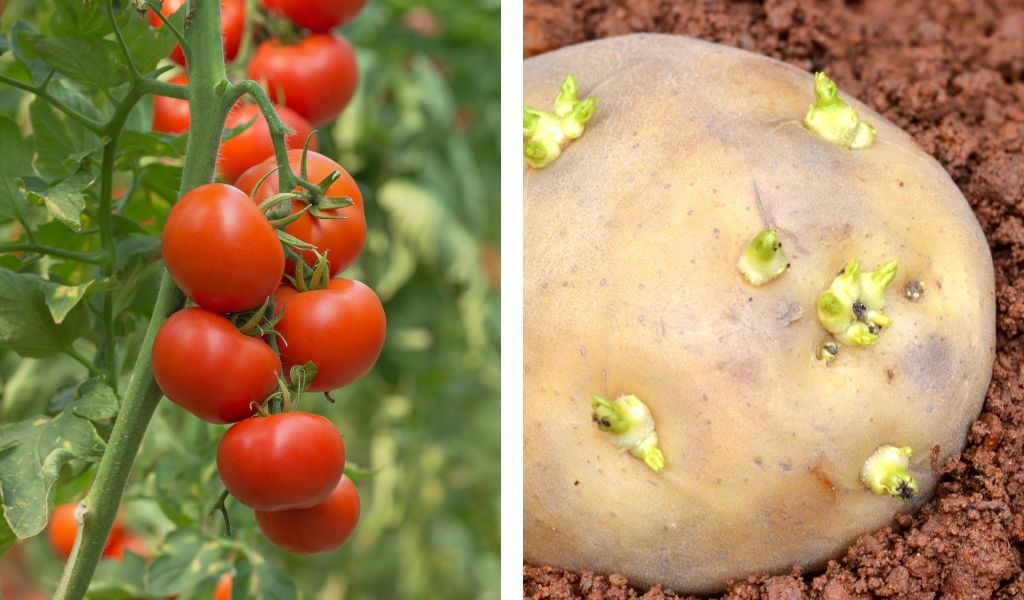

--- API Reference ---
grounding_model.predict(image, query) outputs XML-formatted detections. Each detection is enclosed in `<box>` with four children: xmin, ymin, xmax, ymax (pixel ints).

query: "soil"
<box><xmin>523</xmin><ymin>1</ymin><xmax>1024</xmax><ymax>598</ymax></box>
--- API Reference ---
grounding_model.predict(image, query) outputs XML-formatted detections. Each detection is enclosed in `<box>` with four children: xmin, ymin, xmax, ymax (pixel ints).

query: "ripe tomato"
<box><xmin>152</xmin><ymin>307</ymin><xmax>280</xmax><ymax>424</ymax></box>
<box><xmin>261</xmin><ymin>0</ymin><xmax>367</xmax><ymax>32</ymax></box>
<box><xmin>248</xmin><ymin>35</ymin><xmax>358</xmax><ymax>126</ymax></box>
<box><xmin>105</xmin><ymin>532</ymin><xmax>149</xmax><ymax>561</ymax></box>
<box><xmin>149</xmin><ymin>0</ymin><xmax>245</xmax><ymax>66</ymax></box>
<box><xmin>48</xmin><ymin>503</ymin><xmax>123</xmax><ymax>560</ymax></box>
<box><xmin>163</xmin><ymin>183</ymin><xmax>285</xmax><ymax>313</ymax></box>
<box><xmin>273</xmin><ymin>278</ymin><xmax>385</xmax><ymax>392</ymax></box>
<box><xmin>217</xmin><ymin>413</ymin><xmax>345</xmax><ymax>510</ymax></box>
<box><xmin>235</xmin><ymin>150</ymin><xmax>365</xmax><ymax>277</ymax></box>
<box><xmin>218</xmin><ymin>104</ymin><xmax>318</xmax><ymax>183</ymax></box>
<box><xmin>213</xmin><ymin>573</ymin><xmax>232</xmax><ymax>600</ymax></box>
<box><xmin>254</xmin><ymin>475</ymin><xmax>360</xmax><ymax>554</ymax></box>
<box><xmin>152</xmin><ymin>74</ymin><xmax>190</xmax><ymax>134</ymax></box>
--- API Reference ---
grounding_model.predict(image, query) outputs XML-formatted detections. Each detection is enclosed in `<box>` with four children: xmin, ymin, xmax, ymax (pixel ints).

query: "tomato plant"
<box><xmin>236</xmin><ymin>149</ymin><xmax>365</xmax><ymax>277</ymax></box>
<box><xmin>149</xmin><ymin>0</ymin><xmax>246</xmax><ymax>66</ymax></box>
<box><xmin>254</xmin><ymin>475</ymin><xmax>360</xmax><ymax>554</ymax></box>
<box><xmin>47</xmin><ymin>505</ymin><xmax>123</xmax><ymax>561</ymax></box>
<box><xmin>217</xmin><ymin>413</ymin><xmax>346</xmax><ymax>510</ymax></box>
<box><xmin>162</xmin><ymin>183</ymin><xmax>285</xmax><ymax>312</ymax></box>
<box><xmin>248</xmin><ymin>34</ymin><xmax>359</xmax><ymax>125</ymax></box>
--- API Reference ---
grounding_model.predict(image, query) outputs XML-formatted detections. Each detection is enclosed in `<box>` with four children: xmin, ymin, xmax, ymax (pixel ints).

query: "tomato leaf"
<box><xmin>26</xmin><ymin>37</ymin><xmax>123</xmax><ymax>90</ymax></box>
<box><xmin>38</xmin><ymin>279</ymin><xmax>95</xmax><ymax>325</ymax></box>
<box><xmin>117</xmin><ymin>9</ymin><xmax>178</xmax><ymax>76</ymax></box>
<box><xmin>29</xmin><ymin>92</ymin><xmax>101</xmax><ymax>181</ymax></box>
<box><xmin>0</xmin><ymin>406</ymin><xmax>108</xmax><ymax>538</ymax></box>
<box><xmin>232</xmin><ymin>555</ymin><xmax>298</xmax><ymax>600</ymax></box>
<box><xmin>0</xmin><ymin>268</ymin><xmax>86</xmax><ymax>358</ymax></box>
<box><xmin>10</xmin><ymin>21</ymin><xmax>50</xmax><ymax>85</ymax></box>
<box><xmin>0</xmin><ymin>116</ymin><xmax>33</xmax><ymax>224</ymax></box>
<box><xmin>146</xmin><ymin>528</ymin><xmax>228</xmax><ymax>596</ymax></box>
<box><xmin>72</xmin><ymin>378</ymin><xmax>119</xmax><ymax>421</ymax></box>
<box><xmin>86</xmin><ymin>551</ymin><xmax>148</xmax><ymax>599</ymax></box>
<box><xmin>0</xmin><ymin>509</ymin><xmax>14</xmax><ymax>558</ymax></box>
<box><xmin>49</xmin><ymin>1</ymin><xmax>108</xmax><ymax>40</ymax></box>
<box><xmin>26</xmin><ymin>169</ymin><xmax>95</xmax><ymax>231</ymax></box>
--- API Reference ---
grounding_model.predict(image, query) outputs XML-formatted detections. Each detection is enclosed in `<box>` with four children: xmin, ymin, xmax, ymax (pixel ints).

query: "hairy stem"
<box><xmin>0</xmin><ymin>74</ymin><xmax>104</xmax><ymax>133</ymax></box>
<box><xmin>52</xmin><ymin>1</ymin><xmax>230</xmax><ymax>597</ymax></box>
<box><xmin>0</xmin><ymin>243</ymin><xmax>101</xmax><ymax>264</ymax></box>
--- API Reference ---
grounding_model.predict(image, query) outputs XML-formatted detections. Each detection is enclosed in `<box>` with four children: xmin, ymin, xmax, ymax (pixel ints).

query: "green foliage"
<box><xmin>0</xmin><ymin>0</ymin><xmax>499</xmax><ymax>598</ymax></box>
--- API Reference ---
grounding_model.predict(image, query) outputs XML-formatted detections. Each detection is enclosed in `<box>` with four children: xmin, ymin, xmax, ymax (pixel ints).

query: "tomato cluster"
<box><xmin>153</xmin><ymin>150</ymin><xmax>378</xmax><ymax>555</ymax></box>
<box><xmin>149</xmin><ymin>0</ymin><xmax>363</xmax><ymax>178</ymax></box>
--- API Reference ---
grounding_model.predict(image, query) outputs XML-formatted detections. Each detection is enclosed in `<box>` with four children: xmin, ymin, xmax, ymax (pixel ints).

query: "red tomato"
<box><xmin>213</xmin><ymin>573</ymin><xmax>232</xmax><ymax>600</ymax></box>
<box><xmin>218</xmin><ymin>104</ymin><xmax>318</xmax><ymax>183</ymax></box>
<box><xmin>47</xmin><ymin>503</ymin><xmax>124</xmax><ymax>560</ymax></box>
<box><xmin>150</xmin><ymin>0</ymin><xmax>245</xmax><ymax>66</ymax></box>
<box><xmin>273</xmin><ymin>278</ymin><xmax>385</xmax><ymax>392</ymax></box>
<box><xmin>105</xmin><ymin>532</ymin><xmax>149</xmax><ymax>561</ymax></box>
<box><xmin>152</xmin><ymin>307</ymin><xmax>280</xmax><ymax>424</ymax></box>
<box><xmin>217</xmin><ymin>413</ymin><xmax>345</xmax><ymax>510</ymax></box>
<box><xmin>254</xmin><ymin>475</ymin><xmax>360</xmax><ymax>554</ymax></box>
<box><xmin>152</xmin><ymin>74</ymin><xmax>190</xmax><ymax>134</ymax></box>
<box><xmin>261</xmin><ymin>0</ymin><xmax>367</xmax><ymax>32</ymax></box>
<box><xmin>248</xmin><ymin>35</ymin><xmax>358</xmax><ymax>126</ymax></box>
<box><xmin>235</xmin><ymin>150</ymin><xmax>365</xmax><ymax>277</ymax></box>
<box><xmin>163</xmin><ymin>183</ymin><xmax>285</xmax><ymax>313</ymax></box>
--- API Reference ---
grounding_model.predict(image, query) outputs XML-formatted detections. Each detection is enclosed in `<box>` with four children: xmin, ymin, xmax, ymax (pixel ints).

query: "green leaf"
<box><xmin>26</xmin><ymin>169</ymin><xmax>95</xmax><ymax>231</ymax></box>
<box><xmin>233</xmin><ymin>555</ymin><xmax>298</xmax><ymax>600</ymax></box>
<box><xmin>29</xmin><ymin>92</ymin><xmax>101</xmax><ymax>181</ymax></box>
<box><xmin>72</xmin><ymin>378</ymin><xmax>119</xmax><ymax>421</ymax></box>
<box><xmin>118</xmin><ymin>129</ymin><xmax>186</xmax><ymax>162</ymax></box>
<box><xmin>87</xmin><ymin>551</ymin><xmax>148</xmax><ymax>600</ymax></box>
<box><xmin>38</xmin><ymin>279</ymin><xmax>95</xmax><ymax>324</ymax></box>
<box><xmin>0</xmin><ymin>509</ymin><xmax>14</xmax><ymax>558</ymax></box>
<box><xmin>0</xmin><ymin>116</ymin><xmax>33</xmax><ymax>224</ymax></box>
<box><xmin>0</xmin><ymin>268</ymin><xmax>85</xmax><ymax>358</ymax></box>
<box><xmin>115</xmin><ymin>234</ymin><xmax>161</xmax><ymax>270</ymax></box>
<box><xmin>118</xmin><ymin>10</ymin><xmax>179</xmax><ymax>76</ymax></box>
<box><xmin>50</xmin><ymin>0</ymin><xmax>108</xmax><ymax>40</ymax></box>
<box><xmin>147</xmin><ymin>528</ymin><xmax>228</xmax><ymax>596</ymax></box>
<box><xmin>11</xmin><ymin>21</ymin><xmax>50</xmax><ymax>85</ymax></box>
<box><xmin>0</xmin><ymin>408</ymin><xmax>108</xmax><ymax>538</ymax></box>
<box><xmin>26</xmin><ymin>37</ymin><xmax>122</xmax><ymax>90</ymax></box>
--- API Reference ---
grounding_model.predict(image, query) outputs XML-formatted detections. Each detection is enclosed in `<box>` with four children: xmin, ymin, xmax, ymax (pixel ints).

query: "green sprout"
<box><xmin>816</xmin><ymin>259</ymin><xmax>898</xmax><ymax>347</ymax></box>
<box><xmin>591</xmin><ymin>394</ymin><xmax>665</xmax><ymax>472</ymax></box>
<box><xmin>523</xmin><ymin>75</ymin><xmax>598</xmax><ymax>169</ymax></box>
<box><xmin>860</xmin><ymin>445</ymin><xmax>918</xmax><ymax>501</ymax></box>
<box><xmin>803</xmin><ymin>72</ymin><xmax>876</xmax><ymax>150</ymax></box>
<box><xmin>737</xmin><ymin>228</ymin><xmax>789</xmax><ymax>285</ymax></box>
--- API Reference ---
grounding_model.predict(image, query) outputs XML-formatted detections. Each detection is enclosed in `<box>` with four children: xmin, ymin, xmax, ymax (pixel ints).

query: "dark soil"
<box><xmin>523</xmin><ymin>0</ymin><xmax>1024</xmax><ymax>598</ymax></box>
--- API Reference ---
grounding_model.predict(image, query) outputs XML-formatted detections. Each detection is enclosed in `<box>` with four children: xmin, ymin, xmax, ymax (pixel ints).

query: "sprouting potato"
<box><xmin>523</xmin><ymin>34</ymin><xmax>995</xmax><ymax>593</ymax></box>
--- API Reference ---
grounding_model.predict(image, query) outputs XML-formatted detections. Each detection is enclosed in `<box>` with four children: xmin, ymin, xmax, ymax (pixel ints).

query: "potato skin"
<box><xmin>523</xmin><ymin>34</ymin><xmax>995</xmax><ymax>593</ymax></box>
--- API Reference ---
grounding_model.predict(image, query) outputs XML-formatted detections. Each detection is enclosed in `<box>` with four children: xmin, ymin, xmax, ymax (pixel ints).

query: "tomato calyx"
<box><xmin>258</xmin><ymin>362</ymin><xmax>318</xmax><ymax>415</ymax></box>
<box><xmin>287</xmin><ymin>249</ymin><xmax>332</xmax><ymax>292</ymax></box>
<box><xmin>232</xmin><ymin>295</ymin><xmax>284</xmax><ymax>339</ymax></box>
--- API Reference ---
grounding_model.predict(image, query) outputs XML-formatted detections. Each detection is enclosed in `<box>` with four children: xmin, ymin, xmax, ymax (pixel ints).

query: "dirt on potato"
<box><xmin>523</xmin><ymin>1</ymin><xmax>1024</xmax><ymax>598</ymax></box>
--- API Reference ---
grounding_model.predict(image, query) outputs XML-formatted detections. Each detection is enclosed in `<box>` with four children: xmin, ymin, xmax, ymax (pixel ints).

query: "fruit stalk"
<box><xmin>53</xmin><ymin>1</ymin><xmax>232</xmax><ymax>597</ymax></box>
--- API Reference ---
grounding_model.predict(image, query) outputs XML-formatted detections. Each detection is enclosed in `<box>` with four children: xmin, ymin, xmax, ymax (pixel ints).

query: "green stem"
<box><xmin>52</xmin><ymin>1</ymin><xmax>230</xmax><ymax>597</ymax></box>
<box><xmin>0</xmin><ymin>74</ymin><xmax>105</xmax><ymax>133</ymax></box>
<box><xmin>104</xmin><ymin>0</ymin><xmax>141</xmax><ymax>81</ymax></box>
<box><xmin>0</xmin><ymin>243</ymin><xmax>102</xmax><ymax>264</ymax></box>
<box><xmin>139</xmin><ymin>77</ymin><xmax>190</xmax><ymax>100</ymax></box>
<box><xmin>66</xmin><ymin>346</ymin><xmax>105</xmax><ymax>379</ymax></box>
<box><xmin>224</xmin><ymin>80</ymin><xmax>319</xmax><ymax>196</ymax></box>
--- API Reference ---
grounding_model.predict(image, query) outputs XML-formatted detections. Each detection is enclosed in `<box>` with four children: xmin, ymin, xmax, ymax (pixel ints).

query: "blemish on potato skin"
<box><xmin>809</xmin><ymin>463</ymin><xmax>838</xmax><ymax>502</ymax></box>
<box><xmin>886</xmin><ymin>367</ymin><xmax>895</xmax><ymax>383</ymax></box>
<box><xmin>902</xmin><ymin>337</ymin><xmax>953</xmax><ymax>393</ymax></box>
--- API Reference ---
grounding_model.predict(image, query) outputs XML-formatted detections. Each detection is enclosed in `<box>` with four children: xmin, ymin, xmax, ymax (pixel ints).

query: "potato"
<box><xmin>523</xmin><ymin>34</ymin><xmax>995</xmax><ymax>593</ymax></box>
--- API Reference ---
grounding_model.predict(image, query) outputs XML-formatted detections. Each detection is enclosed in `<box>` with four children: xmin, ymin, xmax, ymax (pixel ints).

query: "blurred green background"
<box><xmin>0</xmin><ymin>0</ymin><xmax>500</xmax><ymax>598</ymax></box>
